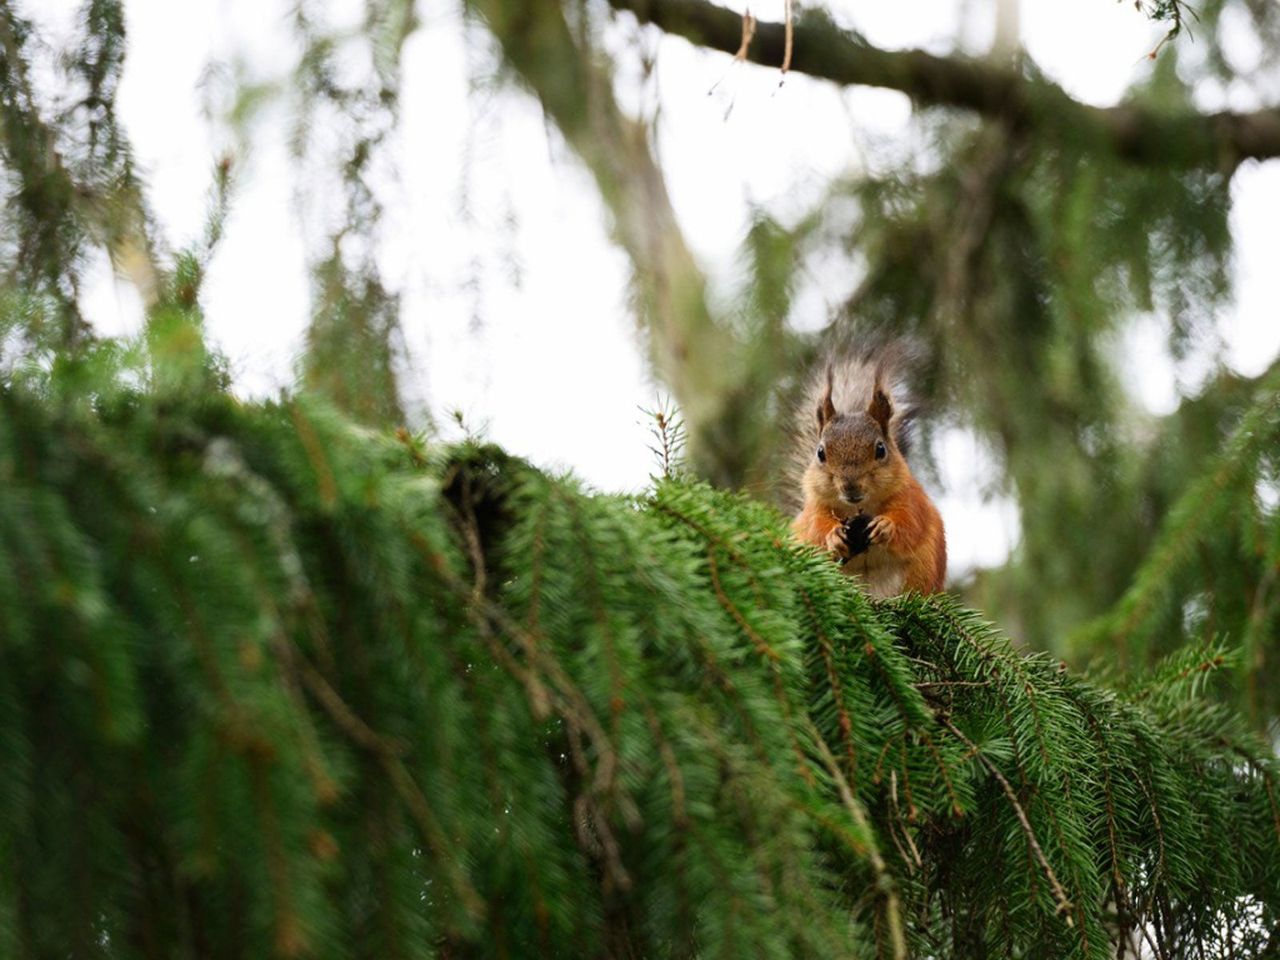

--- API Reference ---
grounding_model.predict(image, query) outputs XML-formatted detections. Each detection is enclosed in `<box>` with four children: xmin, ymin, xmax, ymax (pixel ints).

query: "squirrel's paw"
<box><xmin>868</xmin><ymin>515</ymin><xmax>896</xmax><ymax>546</ymax></box>
<box><xmin>824</xmin><ymin>524</ymin><xmax>850</xmax><ymax>560</ymax></box>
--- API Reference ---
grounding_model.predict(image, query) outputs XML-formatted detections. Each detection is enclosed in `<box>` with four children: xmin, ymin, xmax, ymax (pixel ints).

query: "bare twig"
<box><xmin>734</xmin><ymin>7</ymin><xmax>755</xmax><ymax>60</ymax></box>
<box><xmin>780</xmin><ymin>0</ymin><xmax>792</xmax><ymax>77</ymax></box>
<box><xmin>888</xmin><ymin>770</ymin><xmax>923</xmax><ymax>870</ymax></box>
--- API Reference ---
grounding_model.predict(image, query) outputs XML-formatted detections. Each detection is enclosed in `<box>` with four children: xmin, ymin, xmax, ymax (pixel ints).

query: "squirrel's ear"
<box><xmin>816</xmin><ymin>364</ymin><xmax>837</xmax><ymax>430</ymax></box>
<box><xmin>868</xmin><ymin>374</ymin><xmax>893</xmax><ymax>436</ymax></box>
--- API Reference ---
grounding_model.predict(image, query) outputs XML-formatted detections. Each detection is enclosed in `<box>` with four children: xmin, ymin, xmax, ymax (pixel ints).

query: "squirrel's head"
<box><xmin>803</xmin><ymin>363</ymin><xmax>907</xmax><ymax>516</ymax></box>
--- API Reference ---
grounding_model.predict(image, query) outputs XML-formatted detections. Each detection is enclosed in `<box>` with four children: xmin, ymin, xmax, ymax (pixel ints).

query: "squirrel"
<box><xmin>790</xmin><ymin>352</ymin><xmax>946</xmax><ymax>597</ymax></box>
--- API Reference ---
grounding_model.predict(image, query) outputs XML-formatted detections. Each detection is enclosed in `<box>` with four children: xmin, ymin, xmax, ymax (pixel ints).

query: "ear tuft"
<box><xmin>868</xmin><ymin>372</ymin><xmax>893</xmax><ymax>435</ymax></box>
<box><xmin>816</xmin><ymin>364</ymin><xmax>837</xmax><ymax>430</ymax></box>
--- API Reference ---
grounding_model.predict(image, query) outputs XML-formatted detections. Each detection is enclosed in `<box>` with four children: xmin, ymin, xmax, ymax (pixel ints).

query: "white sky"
<box><xmin>33</xmin><ymin>0</ymin><xmax>1280</xmax><ymax>575</ymax></box>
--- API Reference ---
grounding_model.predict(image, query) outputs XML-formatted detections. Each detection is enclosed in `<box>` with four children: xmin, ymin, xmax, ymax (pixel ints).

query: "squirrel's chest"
<box><xmin>843</xmin><ymin>544</ymin><xmax>906</xmax><ymax>599</ymax></box>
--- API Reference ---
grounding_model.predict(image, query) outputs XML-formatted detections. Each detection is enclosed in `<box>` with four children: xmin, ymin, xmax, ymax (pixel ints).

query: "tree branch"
<box><xmin>606</xmin><ymin>0</ymin><xmax>1280</xmax><ymax>170</ymax></box>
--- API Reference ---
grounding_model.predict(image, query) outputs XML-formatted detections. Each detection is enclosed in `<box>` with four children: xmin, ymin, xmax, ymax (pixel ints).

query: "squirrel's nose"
<box><xmin>842</xmin><ymin>485</ymin><xmax>865</xmax><ymax>503</ymax></box>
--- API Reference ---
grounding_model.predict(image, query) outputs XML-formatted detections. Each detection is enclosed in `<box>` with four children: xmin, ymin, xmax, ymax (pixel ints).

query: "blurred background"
<box><xmin>3</xmin><ymin>0</ymin><xmax>1280</xmax><ymax>719</ymax></box>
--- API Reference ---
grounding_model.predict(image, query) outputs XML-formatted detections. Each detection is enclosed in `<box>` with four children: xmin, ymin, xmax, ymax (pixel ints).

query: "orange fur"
<box><xmin>792</xmin><ymin>478</ymin><xmax>946</xmax><ymax>597</ymax></box>
<box><xmin>791</xmin><ymin>356</ymin><xmax>946</xmax><ymax>597</ymax></box>
<box><xmin>860</xmin><ymin>477</ymin><xmax>947</xmax><ymax>594</ymax></box>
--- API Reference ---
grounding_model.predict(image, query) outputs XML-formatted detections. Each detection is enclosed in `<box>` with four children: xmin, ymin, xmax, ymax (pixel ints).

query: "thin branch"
<box><xmin>733</xmin><ymin>7</ymin><xmax>755</xmax><ymax>61</ymax></box>
<box><xmin>780</xmin><ymin>0</ymin><xmax>792</xmax><ymax>77</ymax></box>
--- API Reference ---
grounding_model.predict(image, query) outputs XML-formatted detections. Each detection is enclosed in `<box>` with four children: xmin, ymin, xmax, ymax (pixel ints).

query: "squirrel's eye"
<box><xmin>816</xmin><ymin>444</ymin><xmax>826</xmax><ymax>464</ymax></box>
<box><xmin>874</xmin><ymin>440</ymin><xmax>887</xmax><ymax>460</ymax></box>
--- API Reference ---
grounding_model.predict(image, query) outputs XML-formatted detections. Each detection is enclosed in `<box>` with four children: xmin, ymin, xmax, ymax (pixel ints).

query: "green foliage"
<box><xmin>4</xmin><ymin>0</ymin><xmax>1278</xmax><ymax>730</ymax></box>
<box><xmin>685</xmin><ymin>68</ymin><xmax>1271</xmax><ymax>698</ymax></box>
<box><xmin>1</xmin><ymin>363</ymin><xmax>1277</xmax><ymax>958</ymax></box>
<box><xmin>1074</xmin><ymin>362</ymin><xmax>1280</xmax><ymax>725</ymax></box>
<box><xmin>1</xmin><ymin>4</ymin><xmax>1279</xmax><ymax>953</ymax></box>
<box><xmin>304</xmin><ymin>253</ymin><xmax>405</xmax><ymax>426</ymax></box>
<box><xmin>808</xmin><ymin>104</ymin><xmax>1236</xmax><ymax>641</ymax></box>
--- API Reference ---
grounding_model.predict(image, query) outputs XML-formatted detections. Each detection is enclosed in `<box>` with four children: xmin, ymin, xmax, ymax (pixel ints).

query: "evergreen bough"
<box><xmin>1</xmin><ymin>370</ymin><xmax>1277</xmax><ymax>959</ymax></box>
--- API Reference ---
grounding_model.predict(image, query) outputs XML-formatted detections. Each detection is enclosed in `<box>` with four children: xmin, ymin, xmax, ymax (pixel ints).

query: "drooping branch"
<box><xmin>606</xmin><ymin>0</ymin><xmax>1280</xmax><ymax>170</ymax></box>
<box><xmin>469</xmin><ymin>0</ymin><xmax>781</xmax><ymax>486</ymax></box>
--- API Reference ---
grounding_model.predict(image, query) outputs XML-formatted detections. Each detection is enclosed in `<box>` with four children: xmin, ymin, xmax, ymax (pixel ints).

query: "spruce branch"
<box><xmin>642</xmin><ymin>396</ymin><xmax>688</xmax><ymax>480</ymax></box>
<box><xmin>807</xmin><ymin>721</ymin><xmax>907</xmax><ymax>960</ymax></box>
<box><xmin>938</xmin><ymin>715</ymin><xmax>1075</xmax><ymax>923</ymax></box>
<box><xmin>1078</xmin><ymin>363</ymin><xmax>1280</xmax><ymax>661</ymax></box>
<box><xmin>2</xmin><ymin>381</ymin><xmax>1278</xmax><ymax>958</ymax></box>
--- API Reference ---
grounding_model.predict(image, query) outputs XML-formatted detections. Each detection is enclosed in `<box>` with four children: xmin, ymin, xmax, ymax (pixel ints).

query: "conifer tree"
<box><xmin>1</xmin><ymin>2</ymin><xmax>1279</xmax><ymax>957</ymax></box>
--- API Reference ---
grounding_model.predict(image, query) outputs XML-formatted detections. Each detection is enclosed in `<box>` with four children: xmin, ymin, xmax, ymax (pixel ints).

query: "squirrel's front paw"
<box><xmin>867</xmin><ymin>515</ymin><xmax>896</xmax><ymax>546</ymax></box>
<box><xmin>824</xmin><ymin>524</ymin><xmax>850</xmax><ymax>560</ymax></box>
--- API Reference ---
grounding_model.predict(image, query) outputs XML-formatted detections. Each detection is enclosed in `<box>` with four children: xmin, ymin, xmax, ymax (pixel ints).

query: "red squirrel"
<box><xmin>791</xmin><ymin>355</ymin><xmax>946</xmax><ymax>597</ymax></box>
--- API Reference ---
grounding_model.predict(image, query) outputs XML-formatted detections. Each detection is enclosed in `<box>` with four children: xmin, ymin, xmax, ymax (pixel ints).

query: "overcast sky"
<box><xmin>34</xmin><ymin>0</ymin><xmax>1280</xmax><ymax>574</ymax></box>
